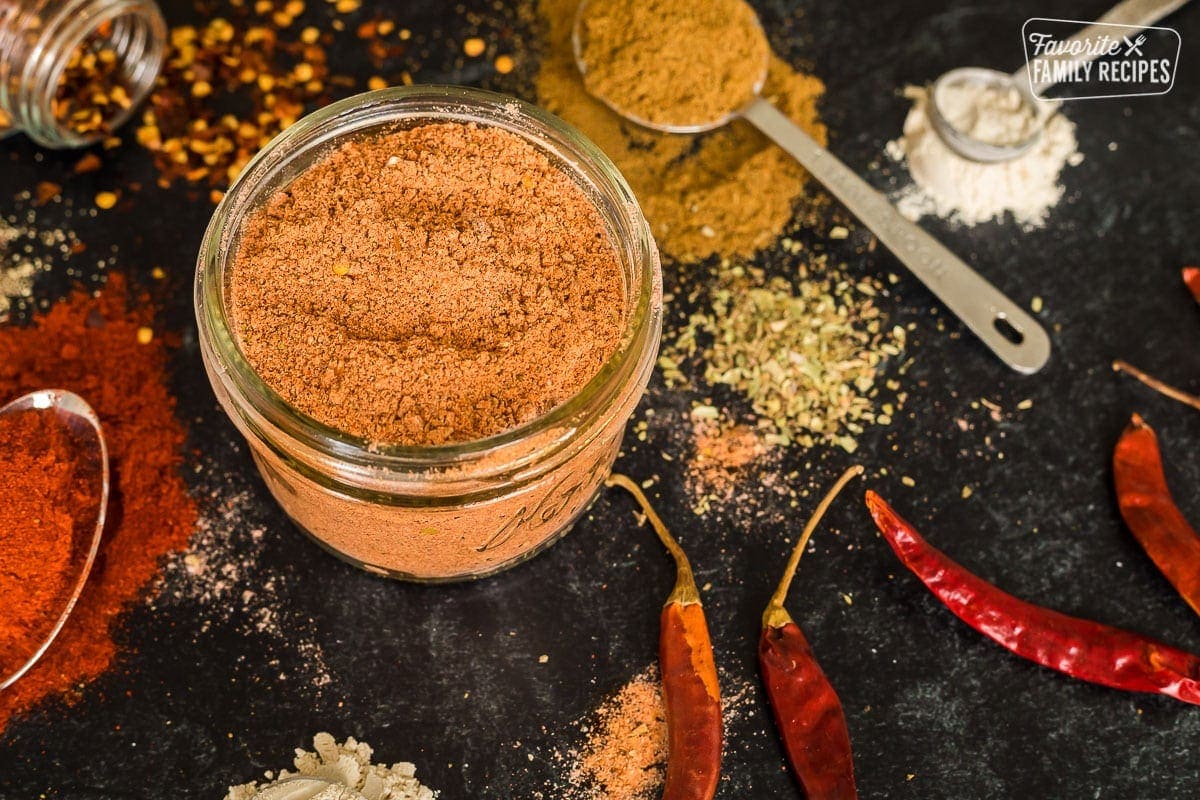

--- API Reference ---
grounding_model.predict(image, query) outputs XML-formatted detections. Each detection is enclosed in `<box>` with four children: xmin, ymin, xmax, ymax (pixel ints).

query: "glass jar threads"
<box><xmin>0</xmin><ymin>0</ymin><xmax>165</xmax><ymax>147</ymax></box>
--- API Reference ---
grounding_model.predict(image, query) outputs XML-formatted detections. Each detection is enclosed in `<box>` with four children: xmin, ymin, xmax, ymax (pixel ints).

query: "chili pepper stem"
<box><xmin>763</xmin><ymin>466</ymin><xmax>864</xmax><ymax>630</ymax></box>
<box><xmin>606</xmin><ymin>473</ymin><xmax>700</xmax><ymax>605</ymax></box>
<box><xmin>1113</xmin><ymin>359</ymin><xmax>1200</xmax><ymax>413</ymax></box>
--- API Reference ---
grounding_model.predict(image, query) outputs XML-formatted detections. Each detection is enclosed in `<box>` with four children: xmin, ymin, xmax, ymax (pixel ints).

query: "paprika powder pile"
<box><xmin>0</xmin><ymin>275</ymin><xmax>197</xmax><ymax>731</ymax></box>
<box><xmin>0</xmin><ymin>409</ymin><xmax>95</xmax><ymax>680</ymax></box>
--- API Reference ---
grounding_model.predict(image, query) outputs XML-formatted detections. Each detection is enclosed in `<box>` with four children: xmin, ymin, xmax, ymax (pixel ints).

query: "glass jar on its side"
<box><xmin>0</xmin><ymin>0</ymin><xmax>165</xmax><ymax>147</ymax></box>
<box><xmin>196</xmin><ymin>86</ymin><xmax>663</xmax><ymax>582</ymax></box>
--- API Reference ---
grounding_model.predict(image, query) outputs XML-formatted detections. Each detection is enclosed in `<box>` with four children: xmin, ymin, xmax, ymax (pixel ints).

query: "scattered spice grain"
<box><xmin>1</xmin><ymin>191</ymin><xmax>89</xmax><ymax>323</ymax></box>
<box><xmin>535</xmin><ymin>0</ymin><xmax>827</xmax><ymax>262</ymax></box>
<box><xmin>576</xmin><ymin>0</ymin><xmax>769</xmax><ymax>129</ymax></box>
<box><xmin>230</xmin><ymin>122</ymin><xmax>626</xmax><ymax>445</ymax></box>
<box><xmin>0</xmin><ymin>276</ymin><xmax>197</xmax><ymax>732</ymax></box>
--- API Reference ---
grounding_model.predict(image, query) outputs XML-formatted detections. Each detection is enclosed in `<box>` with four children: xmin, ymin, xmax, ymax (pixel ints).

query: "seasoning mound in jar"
<box><xmin>575</xmin><ymin>0</ymin><xmax>770</xmax><ymax>128</ymax></box>
<box><xmin>229</xmin><ymin>121</ymin><xmax>627</xmax><ymax>446</ymax></box>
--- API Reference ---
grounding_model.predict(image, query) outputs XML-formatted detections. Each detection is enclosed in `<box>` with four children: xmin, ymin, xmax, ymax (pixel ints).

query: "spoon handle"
<box><xmin>1014</xmin><ymin>0</ymin><xmax>1188</xmax><ymax>94</ymax></box>
<box><xmin>740</xmin><ymin>97</ymin><xmax>1051</xmax><ymax>374</ymax></box>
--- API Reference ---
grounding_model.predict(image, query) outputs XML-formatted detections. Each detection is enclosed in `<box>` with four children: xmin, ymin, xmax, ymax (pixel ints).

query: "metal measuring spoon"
<box><xmin>929</xmin><ymin>0</ymin><xmax>1189</xmax><ymax>163</ymax></box>
<box><xmin>573</xmin><ymin>2</ymin><xmax>1051</xmax><ymax>373</ymax></box>
<box><xmin>0</xmin><ymin>390</ymin><xmax>108</xmax><ymax>691</ymax></box>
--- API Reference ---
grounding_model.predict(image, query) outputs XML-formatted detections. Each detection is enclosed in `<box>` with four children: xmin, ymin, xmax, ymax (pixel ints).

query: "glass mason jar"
<box><xmin>0</xmin><ymin>0</ymin><xmax>165</xmax><ymax>147</ymax></box>
<box><xmin>196</xmin><ymin>86</ymin><xmax>663</xmax><ymax>582</ymax></box>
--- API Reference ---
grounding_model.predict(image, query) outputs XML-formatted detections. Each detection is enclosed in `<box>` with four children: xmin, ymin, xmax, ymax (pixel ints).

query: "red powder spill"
<box><xmin>687</xmin><ymin>420</ymin><xmax>768</xmax><ymax>503</ymax></box>
<box><xmin>569</xmin><ymin>671</ymin><xmax>667</xmax><ymax>799</ymax></box>
<box><xmin>0</xmin><ymin>275</ymin><xmax>197</xmax><ymax>731</ymax></box>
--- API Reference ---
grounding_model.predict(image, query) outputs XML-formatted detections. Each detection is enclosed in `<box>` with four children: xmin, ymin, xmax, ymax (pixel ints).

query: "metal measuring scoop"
<box><xmin>0</xmin><ymin>390</ymin><xmax>108</xmax><ymax>691</ymax></box>
<box><xmin>929</xmin><ymin>0</ymin><xmax>1189</xmax><ymax>163</ymax></box>
<box><xmin>573</xmin><ymin>2</ymin><xmax>1051</xmax><ymax>373</ymax></box>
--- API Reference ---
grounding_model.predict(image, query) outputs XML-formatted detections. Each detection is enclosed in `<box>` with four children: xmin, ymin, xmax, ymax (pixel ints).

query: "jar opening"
<box><xmin>197</xmin><ymin>86</ymin><xmax>663</xmax><ymax>473</ymax></box>
<box><xmin>31</xmin><ymin>0</ymin><xmax>164</xmax><ymax>146</ymax></box>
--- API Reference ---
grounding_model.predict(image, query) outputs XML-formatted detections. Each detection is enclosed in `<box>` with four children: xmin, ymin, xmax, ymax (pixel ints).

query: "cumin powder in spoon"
<box><xmin>577</xmin><ymin>0</ymin><xmax>770</xmax><ymax>128</ymax></box>
<box><xmin>229</xmin><ymin>121</ymin><xmax>627</xmax><ymax>446</ymax></box>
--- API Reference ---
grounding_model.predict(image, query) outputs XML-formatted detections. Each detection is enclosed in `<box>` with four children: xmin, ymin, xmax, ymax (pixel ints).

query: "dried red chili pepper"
<box><xmin>866</xmin><ymin>491</ymin><xmax>1200</xmax><ymax>705</ymax></box>
<box><xmin>1183</xmin><ymin>266</ymin><xmax>1200</xmax><ymax>306</ymax></box>
<box><xmin>760</xmin><ymin>466</ymin><xmax>862</xmax><ymax>800</ymax></box>
<box><xmin>606</xmin><ymin>474</ymin><xmax>722</xmax><ymax>800</ymax></box>
<box><xmin>1113</xmin><ymin>414</ymin><xmax>1200</xmax><ymax>617</ymax></box>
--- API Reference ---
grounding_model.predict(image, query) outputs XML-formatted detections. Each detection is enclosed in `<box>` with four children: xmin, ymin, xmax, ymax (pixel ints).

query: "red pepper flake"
<box><xmin>138</xmin><ymin>11</ymin><xmax>337</xmax><ymax>191</ymax></box>
<box><xmin>74</xmin><ymin>153</ymin><xmax>104</xmax><ymax>174</ymax></box>
<box><xmin>866</xmin><ymin>491</ymin><xmax>1200</xmax><ymax>706</ymax></box>
<box><xmin>1113</xmin><ymin>414</ymin><xmax>1200</xmax><ymax>618</ymax></box>
<box><xmin>1184</xmin><ymin>266</ymin><xmax>1200</xmax><ymax>306</ymax></box>
<box><xmin>33</xmin><ymin>181</ymin><xmax>61</xmax><ymax>207</ymax></box>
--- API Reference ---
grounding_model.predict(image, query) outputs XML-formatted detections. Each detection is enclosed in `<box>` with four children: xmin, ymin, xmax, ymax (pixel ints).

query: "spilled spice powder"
<box><xmin>0</xmin><ymin>409</ymin><xmax>97</xmax><ymax>679</ymax></box>
<box><xmin>535</xmin><ymin>0</ymin><xmax>827</xmax><ymax>262</ymax></box>
<box><xmin>569</xmin><ymin>671</ymin><xmax>667</xmax><ymax>800</ymax></box>
<box><xmin>0</xmin><ymin>276</ymin><xmax>196</xmax><ymax>731</ymax></box>
<box><xmin>686</xmin><ymin>418</ymin><xmax>770</xmax><ymax>511</ymax></box>
<box><xmin>230</xmin><ymin>121</ymin><xmax>626</xmax><ymax>445</ymax></box>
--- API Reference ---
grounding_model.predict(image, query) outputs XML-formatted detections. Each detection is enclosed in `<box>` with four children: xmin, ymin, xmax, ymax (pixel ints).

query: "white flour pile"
<box><xmin>225</xmin><ymin>733</ymin><xmax>437</xmax><ymax>800</ymax></box>
<box><xmin>887</xmin><ymin>85</ymin><xmax>1083</xmax><ymax>228</ymax></box>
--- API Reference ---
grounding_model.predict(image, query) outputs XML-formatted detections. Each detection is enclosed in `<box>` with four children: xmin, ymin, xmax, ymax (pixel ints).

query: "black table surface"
<box><xmin>3</xmin><ymin>0</ymin><xmax>1199</xmax><ymax>797</ymax></box>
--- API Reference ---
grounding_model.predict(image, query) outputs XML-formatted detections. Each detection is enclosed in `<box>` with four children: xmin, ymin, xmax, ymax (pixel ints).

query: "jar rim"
<box><xmin>195</xmin><ymin>85</ymin><xmax>662</xmax><ymax>471</ymax></box>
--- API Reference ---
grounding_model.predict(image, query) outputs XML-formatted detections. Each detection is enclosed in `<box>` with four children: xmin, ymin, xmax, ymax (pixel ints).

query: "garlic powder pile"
<box><xmin>224</xmin><ymin>733</ymin><xmax>437</xmax><ymax>800</ymax></box>
<box><xmin>888</xmin><ymin>85</ymin><xmax>1083</xmax><ymax>228</ymax></box>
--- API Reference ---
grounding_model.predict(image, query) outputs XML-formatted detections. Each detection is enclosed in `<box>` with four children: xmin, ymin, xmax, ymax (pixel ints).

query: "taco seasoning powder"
<box><xmin>222</xmin><ymin>118</ymin><xmax>639</xmax><ymax>579</ymax></box>
<box><xmin>230</xmin><ymin>122</ymin><xmax>625</xmax><ymax>445</ymax></box>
